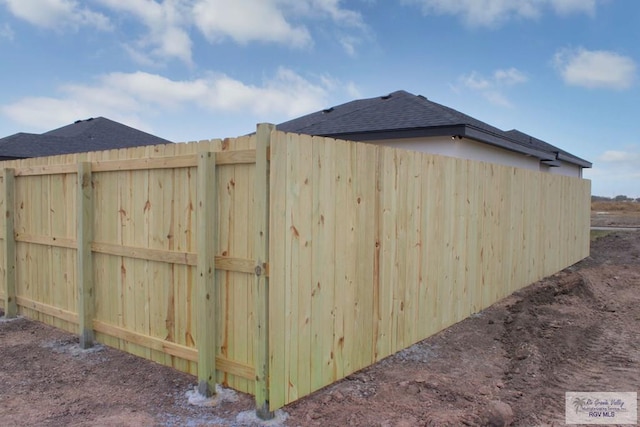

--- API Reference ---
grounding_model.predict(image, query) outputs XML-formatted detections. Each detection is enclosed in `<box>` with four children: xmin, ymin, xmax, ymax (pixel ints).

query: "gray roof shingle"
<box><xmin>0</xmin><ymin>117</ymin><xmax>173</xmax><ymax>160</ymax></box>
<box><xmin>278</xmin><ymin>90</ymin><xmax>591</xmax><ymax>168</ymax></box>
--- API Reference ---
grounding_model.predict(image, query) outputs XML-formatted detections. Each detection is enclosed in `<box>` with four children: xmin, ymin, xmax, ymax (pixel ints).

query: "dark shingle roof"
<box><xmin>0</xmin><ymin>117</ymin><xmax>173</xmax><ymax>160</ymax></box>
<box><xmin>278</xmin><ymin>90</ymin><xmax>591</xmax><ymax>168</ymax></box>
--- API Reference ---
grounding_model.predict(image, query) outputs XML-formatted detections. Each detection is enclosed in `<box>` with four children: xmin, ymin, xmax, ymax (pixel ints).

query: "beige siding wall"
<box><xmin>366</xmin><ymin>136</ymin><xmax>583</xmax><ymax>178</ymax></box>
<box><xmin>545</xmin><ymin>160</ymin><xmax>583</xmax><ymax>178</ymax></box>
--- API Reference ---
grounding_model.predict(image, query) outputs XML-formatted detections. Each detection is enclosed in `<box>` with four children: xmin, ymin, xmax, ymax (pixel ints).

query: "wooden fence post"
<box><xmin>3</xmin><ymin>168</ymin><xmax>16</xmax><ymax>318</ymax></box>
<box><xmin>254</xmin><ymin>123</ymin><xmax>274</xmax><ymax>419</ymax></box>
<box><xmin>196</xmin><ymin>151</ymin><xmax>217</xmax><ymax>397</ymax></box>
<box><xmin>77</xmin><ymin>162</ymin><xmax>95</xmax><ymax>348</ymax></box>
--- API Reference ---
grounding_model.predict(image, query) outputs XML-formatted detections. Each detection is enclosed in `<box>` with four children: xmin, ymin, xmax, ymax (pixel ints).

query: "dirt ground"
<box><xmin>2</xmin><ymin>221</ymin><xmax>639</xmax><ymax>426</ymax></box>
<box><xmin>591</xmin><ymin>201</ymin><xmax>640</xmax><ymax>228</ymax></box>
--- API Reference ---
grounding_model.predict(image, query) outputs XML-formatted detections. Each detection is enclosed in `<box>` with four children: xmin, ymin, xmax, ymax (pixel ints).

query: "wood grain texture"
<box><xmin>267</xmin><ymin>130</ymin><xmax>591</xmax><ymax>409</ymax></box>
<box><xmin>196</xmin><ymin>151</ymin><xmax>217</xmax><ymax>397</ymax></box>
<box><xmin>253</xmin><ymin>124</ymin><xmax>273</xmax><ymax>418</ymax></box>
<box><xmin>3</xmin><ymin>168</ymin><xmax>16</xmax><ymax>317</ymax></box>
<box><xmin>77</xmin><ymin>162</ymin><xmax>95</xmax><ymax>348</ymax></box>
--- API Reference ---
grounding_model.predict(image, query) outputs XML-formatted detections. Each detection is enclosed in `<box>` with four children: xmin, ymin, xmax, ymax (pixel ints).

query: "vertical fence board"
<box><xmin>227</xmin><ymin>135</ymin><xmax>254</xmax><ymax>393</ymax></box>
<box><xmin>269</xmin><ymin>131</ymin><xmax>287</xmax><ymax>410</ymax></box>
<box><xmin>148</xmin><ymin>144</ymin><xmax>174</xmax><ymax>367</ymax></box>
<box><xmin>332</xmin><ymin>139</ymin><xmax>351</xmax><ymax>380</ymax></box>
<box><xmin>94</xmin><ymin>150</ymin><xmax>121</xmax><ymax>350</ymax></box>
<box><xmin>353</xmin><ymin>142</ymin><xmax>377</xmax><ymax>369</ymax></box>
<box><xmin>172</xmin><ymin>163</ymin><xmax>194</xmax><ymax>375</ymax></box>
<box><xmin>133</xmin><ymin>161</ymin><xmax>151</xmax><ymax>361</ymax></box>
<box><xmin>405</xmin><ymin>152</ymin><xmax>422</xmax><ymax>345</ymax></box>
<box><xmin>215</xmin><ymin>140</ymin><xmax>232</xmax><ymax>387</ymax></box>
<box><xmin>440</xmin><ymin>157</ymin><xmax>455</xmax><ymax>330</ymax></box>
<box><xmin>453</xmin><ymin>158</ymin><xmax>467</xmax><ymax>320</ymax></box>
<box><xmin>316</xmin><ymin>137</ymin><xmax>337</xmax><ymax>390</ymax></box>
<box><xmin>77</xmin><ymin>162</ymin><xmax>94</xmax><ymax>348</ymax></box>
<box><xmin>39</xmin><ymin>172</ymin><xmax>50</xmax><ymax>325</ymax></box>
<box><xmin>3</xmin><ymin>168</ymin><xmax>16</xmax><ymax>317</ymax></box>
<box><xmin>339</xmin><ymin>143</ymin><xmax>357</xmax><ymax>375</ymax></box>
<box><xmin>295</xmin><ymin>134</ymin><xmax>313</xmax><ymax>400</ymax></box>
<box><xmin>283</xmin><ymin>133</ymin><xmax>299</xmax><ymax>403</ymax></box>
<box><xmin>418</xmin><ymin>156</ymin><xmax>434</xmax><ymax>338</ymax></box>
<box><xmin>377</xmin><ymin>148</ymin><xmax>396</xmax><ymax>359</ymax></box>
<box><xmin>196</xmin><ymin>151</ymin><xmax>217</xmax><ymax>397</ymax></box>
<box><xmin>393</xmin><ymin>149</ymin><xmax>408</xmax><ymax>351</ymax></box>
<box><xmin>254</xmin><ymin>124</ymin><xmax>273</xmax><ymax>418</ymax></box>
<box><xmin>427</xmin><ymin>155</ymin><xmax>445</xmax><ymax>335</ymax></box>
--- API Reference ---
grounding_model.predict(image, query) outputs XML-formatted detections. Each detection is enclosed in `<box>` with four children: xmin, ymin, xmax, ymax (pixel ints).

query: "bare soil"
<box><xmin>2</xmin><ymin>230</ymin><xmax>640</xmax><ymax>426</ymax></box>
<box><xmin>591</xmin><ymin>201</ymin><xmax>640</xmax><ymax>228</ymax></box>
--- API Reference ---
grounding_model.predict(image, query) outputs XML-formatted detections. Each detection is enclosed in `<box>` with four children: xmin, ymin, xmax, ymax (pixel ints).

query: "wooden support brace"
<box><xmin>3</xmin><ymin>169</ymin><xmax>16</xmax><ymax>318</ymax></box>
<box><xmin>196</xmin><ymin>151</ymin><xmax>217</xmax><ymax>397</ymax></box>
<box><xmin>77</xmin><ymin>162</ymin><xmax>95</xmax><ymax>348</ymax></box>
<box><xmin>254</xmin><ymin>123</ymin><xmax>275</xmax><ymax>420</ymax></box>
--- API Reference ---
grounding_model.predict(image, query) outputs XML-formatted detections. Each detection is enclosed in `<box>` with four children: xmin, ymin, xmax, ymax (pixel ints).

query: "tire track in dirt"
<box><xmin>500</xmin><ymin>266</ymin><xmax>640</xmax><ymax>426</ymax></box>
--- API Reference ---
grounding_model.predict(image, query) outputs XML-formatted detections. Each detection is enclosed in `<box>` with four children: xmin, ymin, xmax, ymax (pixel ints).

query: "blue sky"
<box><xmin>0</xmin><ymin>0</ymin><xmax>638</xmax><ymax>197</ymax></box>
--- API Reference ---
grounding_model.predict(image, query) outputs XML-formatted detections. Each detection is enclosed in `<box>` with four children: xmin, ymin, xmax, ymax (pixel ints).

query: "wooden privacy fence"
<box><xmin>0</xmin><ymin>124</ymin><xmax>591</xmax><ymax>413</ymax></box>
<box><xmin>0</xmin><ymin>127</ymin><xmax>270</xmax><ymax>409</ymax></box>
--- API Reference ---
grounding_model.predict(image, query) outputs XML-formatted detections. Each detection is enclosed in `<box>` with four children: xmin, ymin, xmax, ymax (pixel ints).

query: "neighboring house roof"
<box><xmin>0</xmin><ymin>117</ymin><xmax>173</xmax><ymax>160</ymax></box>
<box><xmin>277</xmin><ymin>90</ymin><xmax>592</xmax><ymax>168</ymax></box>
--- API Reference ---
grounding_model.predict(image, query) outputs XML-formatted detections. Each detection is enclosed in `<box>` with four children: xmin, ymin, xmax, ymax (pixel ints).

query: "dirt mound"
<box><xmin>587</xmin><ymin>231</ymin><xmax>640</xmax><ymax>265</ymax></box>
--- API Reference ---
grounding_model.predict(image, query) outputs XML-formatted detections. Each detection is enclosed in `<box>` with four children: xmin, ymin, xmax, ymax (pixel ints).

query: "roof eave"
<box><xmin>541</xmin><ymin>159</ymin><xmax>562</xmax><ymax>167</ymax></box>
<box><xmin>462</xmin><ymin>126</ymin><xmax>556</xmax><ymax>161</ymax></box>
<box><xmin>557</xmin><ymin>152</ymin><xmax>592</xmax><ymax>168</ymax></box>
<box><xmin>310</xmin><ymin>125</ymin><xmax>560</xmax><ymax>161</ymax></box>
<box><xmin>314</xmin><ymin>125</ymin><xmax>467</xmax><ymax>142</ymax></box>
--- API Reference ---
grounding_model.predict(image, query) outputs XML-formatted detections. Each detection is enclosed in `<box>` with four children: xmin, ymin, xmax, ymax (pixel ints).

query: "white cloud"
<box><xmin>92</xmin><ymin>0</ymin><xmax>365</xmax><ymax>63</ymax></box>
<box><xmin>456</xmin><ymin>67</ymin><xmax>528</xmax><ymax>107</ymax></box>
<box><xmin>483</xmin><ymin>91</ymin><xmax>511</xmax><ymax>108</ymax></box>
<box><xmin>585</xmin><ymin>152</ymin><xmax>640</xmax><ymax>198</ymax></box>
<box><xmin>191</xmin><ymin>0</ymin><xmax>366</xmax><ymax>51</ymax></box>
<box><xmin>404</xmin><ymin>0</ymin><xmax>597</xmax><ymax>27</ymax></box>
<box><xmin>494</xmin><ymin>68</ymin><xmax>527</xmax><ymax>85</ymax></box>
<box><xmin>554</xmin><ymin>47</ymin><xmax>636</xmax><ymax>90</ymax></box>
<box><xmin>460</xmin><ymin>72</ymin><xmax>491</xmax><ymax>90</ymax></box>
<box><xmin>283</xmin><ymin>0</ymin><xmax>365</xmax><ymax>28</ymax></box>
<box><xmin>191</xmin><ymin>0</ymin><xmax>311</xmax><ymax>47</ymax></box>
<box><xmin>551</xmin><ymin>0</ymin><xmax>597</xmax><ymax>16</ymax></box>
<box><xmin>0</xmin><ymin>22</ymin><xmax>14</xmax><ymax>40</ymax></box>
<box><xmin>96</xmin><ymin>0</ymin><xmax>193</xmax><ymax>64</ymax></box>
<box><xmin>1</xmin><ymin>69</ymin><xmax>351</xmax><ymax>132</ymax></box>
<box><xmin>337</xmin><ymin>34</ymin><xmax>366</xmax><ymax>57</ymax></box>
<box><xmin>599</xmin><ymin>150</ymin><xmax>640</xmax><ymax>165</ymax></box>
<box><xmin>1</xmin><ymin>0</ymin><xmax>112</xmax><ymax>31</ymax></box>
<box><xmin>2</xmin><ymin>0</ymin><xmax>366</xmax><ymax>62</ymax></box>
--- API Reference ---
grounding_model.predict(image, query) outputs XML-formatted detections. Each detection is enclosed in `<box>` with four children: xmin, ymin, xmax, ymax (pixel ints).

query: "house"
<box><xmin>277</xmin><ymin>90</ymin><xmax>591</xmax><ymax>177</ymax></box>
<box><xmin>0</xmin><ymin>117</ymin><xmax>173</xmax><ymax>160</ymax></box>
